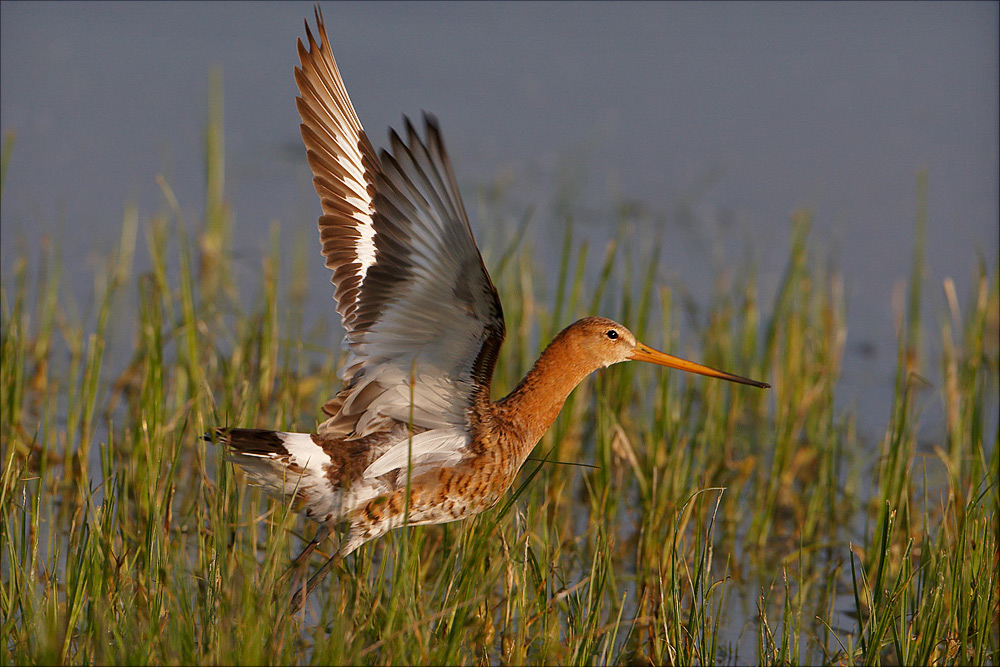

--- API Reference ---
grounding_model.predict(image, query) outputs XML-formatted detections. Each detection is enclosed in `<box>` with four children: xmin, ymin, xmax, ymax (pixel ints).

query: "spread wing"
<box><xmin>295</xmin><ymin>9</ymin><xmax>505</xmax><ymax>440</ymax></box>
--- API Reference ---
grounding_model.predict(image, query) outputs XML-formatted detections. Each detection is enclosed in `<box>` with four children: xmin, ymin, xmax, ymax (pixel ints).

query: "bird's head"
<box><xmin>565</xmin><ymin>316</ymin><xmax>770</xmax><ymax>388</ymax></box>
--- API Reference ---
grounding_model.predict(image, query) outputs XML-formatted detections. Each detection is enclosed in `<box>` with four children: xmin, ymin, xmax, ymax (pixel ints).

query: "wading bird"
<box><xmin>207</xmin><ymin>9</ymin><xmax>769</xmax><ymax>611</ymax></box>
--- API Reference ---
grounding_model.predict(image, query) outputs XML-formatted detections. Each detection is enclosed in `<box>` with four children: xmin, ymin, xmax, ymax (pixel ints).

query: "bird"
<box><xmin>206</xmin><ymin>8</ymin><xmax>769</xmax><ymax>612</ymax></box>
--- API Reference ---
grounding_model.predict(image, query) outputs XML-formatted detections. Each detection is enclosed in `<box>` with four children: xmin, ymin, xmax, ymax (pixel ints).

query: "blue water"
<box><xmin>4</xmin><ymin>3</ymin><xmax>996</xmax><ymax>443</ymax></box>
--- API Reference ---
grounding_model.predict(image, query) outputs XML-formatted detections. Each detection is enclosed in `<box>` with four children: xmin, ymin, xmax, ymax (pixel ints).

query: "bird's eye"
<box><xmin>605</xmin><ymin>330</ymin><xmax>619</xmax><ymax>340</ymax></box>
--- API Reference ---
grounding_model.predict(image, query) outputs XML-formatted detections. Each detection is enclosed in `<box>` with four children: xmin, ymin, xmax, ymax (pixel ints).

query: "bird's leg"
<box><xmin>288</xmin><ymin>551</ymin><xmax>342</xmax><ymax>616</ymax></box>
<box><xmin>277</xmin><ymin>524</ymin><xmax>329</xmax><ymax>588</ymax></box>
<box><xmin>295</xmin><ymin>524</ymin><xmax>330</xmax><ymax>567</ymax></box>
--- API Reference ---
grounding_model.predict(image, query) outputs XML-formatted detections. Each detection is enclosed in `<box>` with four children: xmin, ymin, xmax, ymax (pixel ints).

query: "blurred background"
<box><xmin>2</xmin><ymin>1</ymin><xmax>997</xmax><ymax>439</ymax></box>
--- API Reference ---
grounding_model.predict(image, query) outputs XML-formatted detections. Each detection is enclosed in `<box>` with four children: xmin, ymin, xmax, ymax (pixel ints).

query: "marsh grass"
<box><xmin>2</xmin><ymin>92</ymin><xmax>998</xmax><ymax>665</ymax></box>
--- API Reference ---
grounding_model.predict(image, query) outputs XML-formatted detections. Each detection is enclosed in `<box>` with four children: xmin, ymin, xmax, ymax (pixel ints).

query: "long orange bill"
<box><xmin>628</xmin><ymin>342</ymin><xmax>770</xmax><ymax>389</ymax></box>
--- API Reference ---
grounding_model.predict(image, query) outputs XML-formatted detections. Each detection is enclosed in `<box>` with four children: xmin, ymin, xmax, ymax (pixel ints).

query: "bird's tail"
<box><xmin>204</xmin><ymin>427</ymin><xmax>293</xmax><ymax>458</ymax></box>
<box><xmin>203</xmin><ymin>428</ymin><xmax>336</xmax><ymax>521</ymax></box>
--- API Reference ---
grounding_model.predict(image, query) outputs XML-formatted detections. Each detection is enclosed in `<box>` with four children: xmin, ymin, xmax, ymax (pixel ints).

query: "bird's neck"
<box><xmin>492</xmin><ymin>333</ymin><xmax>596</xmax><ymax>460</ymax></box>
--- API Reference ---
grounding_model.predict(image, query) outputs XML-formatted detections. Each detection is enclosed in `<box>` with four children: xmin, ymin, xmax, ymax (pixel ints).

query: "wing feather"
<box><xmin>295</xmin><ymin>9</ymin><xmax>505</xmax><ymax>442</ymax></box>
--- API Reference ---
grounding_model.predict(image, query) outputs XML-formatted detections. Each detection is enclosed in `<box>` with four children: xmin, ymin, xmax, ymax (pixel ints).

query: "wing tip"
<box><xmin>422</xmin><ymin>111</ymin><xmax>440</xmax><ymax>134</ymax></box>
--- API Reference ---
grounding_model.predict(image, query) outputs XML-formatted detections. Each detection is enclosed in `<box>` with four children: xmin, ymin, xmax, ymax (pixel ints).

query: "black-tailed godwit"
<box><xmin>207</xmin><ymin>9</ymin><xmax>769</xmax><ymax>612</ymax></box>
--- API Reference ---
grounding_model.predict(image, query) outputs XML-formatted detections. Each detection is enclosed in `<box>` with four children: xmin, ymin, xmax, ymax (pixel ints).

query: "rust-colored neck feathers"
<box><xmin>493</xmin><ymin>324</ymin><xmax>608</xmax><ymax>459</ymax></box>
